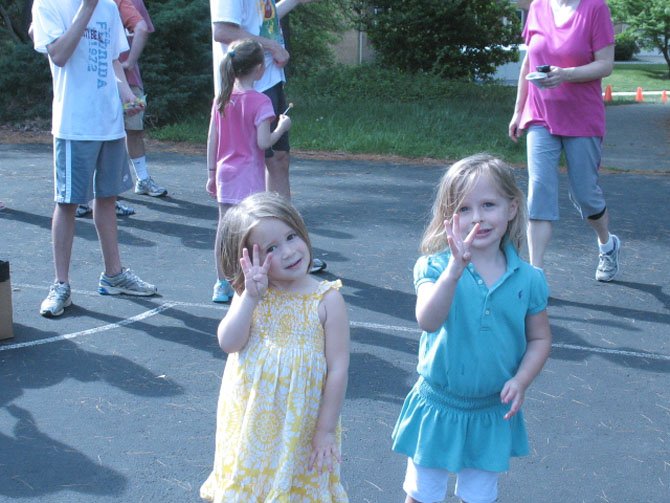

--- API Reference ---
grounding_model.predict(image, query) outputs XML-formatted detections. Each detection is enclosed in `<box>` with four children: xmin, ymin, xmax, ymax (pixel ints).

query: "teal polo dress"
<box><xmin>391</xmin><ymin>242</ymin><xmax>548</xmax><ymax>472</ymax></box>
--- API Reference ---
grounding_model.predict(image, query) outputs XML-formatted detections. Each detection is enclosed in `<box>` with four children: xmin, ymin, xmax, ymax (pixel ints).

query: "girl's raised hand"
<box><xmin>239</xmin><ymin>244</ymin><xmax>271</xmax><ymax>299</ymax></box>
<box><xmin>308</xmin><ymin>430</ymin><xmax>340</xmax><ymax>473</ymax></box>
<box><xmin>444</xmin><ymin>214</ymin><xmax>479</xmax><ymax>268</ymax></box>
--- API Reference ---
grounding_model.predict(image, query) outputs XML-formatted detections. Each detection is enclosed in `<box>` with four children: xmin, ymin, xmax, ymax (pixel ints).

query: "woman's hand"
<box><xmin>205</xmin><ymin>177</ymin><xmax>216</xmax><ymax>198</ymax></box>
<box><xmin>239</xmin><ymin>244</ymin><xmax>271</xmax><ymax>299</ymax></box>
<box><xmin>508</xmin><ymin>112</ymin><xmax>523</xmax><ymax>143</ymax></box>
<box><xmin>541</xmin><ymin>66</ymin><xmax>566</xmax><ymax>89</ymax></box>
<box><xmin>309</xmin><ymin>430</ymin><xmax>340</xmax><ymax>473</ymax></box>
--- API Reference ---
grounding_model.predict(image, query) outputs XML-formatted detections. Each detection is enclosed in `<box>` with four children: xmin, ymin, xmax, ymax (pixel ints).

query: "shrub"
<box><xmin>357</xmin><ymin>0</ymin><xmax>521</xmax><ymax>80</ymax></box>
<box><xmin>614</xmin><ymin>31</ymin><xmax>640</xmax><ymax>61</ymax></box>
<box><xmin>141</xmin><ymin>0</ymin><xmax>213</xmax><ymax>126</ymax></box>
<box><xmin>0</xmin><ymin>41</ymin><xmax>52</xmax><ymax>123</ymax></box>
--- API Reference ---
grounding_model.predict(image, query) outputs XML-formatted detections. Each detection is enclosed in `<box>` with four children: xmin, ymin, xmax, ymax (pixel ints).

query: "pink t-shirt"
<box><xmin>212</xmin><ymin>90</ymin><xmax>275</xmax><ymax>204</ymax></box>
<box><xmin>519</xmin><ymin>0</ymin><xmax>614</xmax><ymax>137</ymax></box>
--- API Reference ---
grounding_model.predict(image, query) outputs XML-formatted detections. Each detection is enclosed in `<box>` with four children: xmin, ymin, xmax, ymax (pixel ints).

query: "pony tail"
<box><xmin>216</xmin><ymin>55</ymin><xmax>235</xmax><ymax>115</ymax></box>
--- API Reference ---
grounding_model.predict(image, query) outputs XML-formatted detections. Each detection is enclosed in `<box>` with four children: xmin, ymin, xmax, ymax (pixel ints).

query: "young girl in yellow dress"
<box><xmin>200</xmin><ymin>192</ymin><xmax>350</xmax><ymax>502</ymax></box>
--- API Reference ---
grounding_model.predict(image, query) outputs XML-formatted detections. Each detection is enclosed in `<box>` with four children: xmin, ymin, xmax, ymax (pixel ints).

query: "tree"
<box><xmin>0</xmin><ymin>0</ymin><xmax>351</xmax><ymax>126</ymax></box>
<box><xmin>609</xmin><ymin>0</ymin><xmax>670</xmax><ymax>77</ymax></box>
<box><xmin>356</xmin><ymin>0</ymin><xmax>521</xmax><ymax>80</ymax></box>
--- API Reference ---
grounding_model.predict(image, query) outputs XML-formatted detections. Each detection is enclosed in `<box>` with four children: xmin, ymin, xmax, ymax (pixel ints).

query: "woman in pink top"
<box><xmin>207</xmin><ymin>39</ymin><xmax>291</xmax><ymax>302</ymax></box>
<box><xmin>508</xmin><ymin>0</ymin><xmax>621</xmax><ymax>283</ymax></box>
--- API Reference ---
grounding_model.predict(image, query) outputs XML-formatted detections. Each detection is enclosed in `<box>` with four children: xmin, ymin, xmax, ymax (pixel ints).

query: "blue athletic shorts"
<box><xmin>526</xmin><ymin>125</ymin><xmax>606</xmax><ymax>220</ymax></box>
<box><xmin>53</xmin><ymin>138</ymin><xmax>133</xmax><ymax>204</ymax></box>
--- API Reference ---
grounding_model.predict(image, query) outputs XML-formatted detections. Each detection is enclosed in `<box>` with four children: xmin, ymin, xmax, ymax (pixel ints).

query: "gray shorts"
<box><xmin>53</xmin><ymin>138</ymin><xmax>133</xmax><ymax>204</ymax></box>
<box><xmin>526</xmin><ymin>125</ymin><xmax>606</xmax><ymax>220</ymax></box>
<box><xmin>263</xmin><ymin>82</ymin><xmax>290</xmax><ymax>157</ymax></box>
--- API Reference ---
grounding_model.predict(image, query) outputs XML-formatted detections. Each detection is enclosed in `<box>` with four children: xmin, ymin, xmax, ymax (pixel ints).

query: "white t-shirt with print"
<box><xmin>32</xmin><ymin>0</ymin><xmax>129</xmax><ymax>140</ymax></box>
<box><xmin>210</xmin><ymin>0</ymin><xmax>286</xmax><ymax>95</ymax></box>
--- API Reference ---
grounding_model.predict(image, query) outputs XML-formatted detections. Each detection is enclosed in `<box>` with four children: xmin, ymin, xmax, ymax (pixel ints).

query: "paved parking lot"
<box><xmin>1</xmin><ymin>109</ymin><xmax>669</xmax><ymax>502</ymax></box>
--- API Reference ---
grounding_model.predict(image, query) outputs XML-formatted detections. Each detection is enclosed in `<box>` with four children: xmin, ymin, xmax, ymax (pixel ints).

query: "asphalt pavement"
<box><xmin>0</xmin><ymin>103</ymin><xmax>669</xmax><ymax>502</ymax></box>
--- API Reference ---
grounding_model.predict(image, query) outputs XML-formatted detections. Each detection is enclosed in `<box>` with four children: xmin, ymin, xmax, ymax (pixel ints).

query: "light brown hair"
<box><xmin>217</xmin><ymin>192</ymin><xmax>313</xmax><ymax>293</ymax></box>
<box><xmin>216</xmin><ymin>39</ymin><xmax>264</xmax><ymax>115</ymax></box>
<box><xmin>420</xmin><ymin>153</ymin><xmax>526</xmax><ymax>254</ymax></box>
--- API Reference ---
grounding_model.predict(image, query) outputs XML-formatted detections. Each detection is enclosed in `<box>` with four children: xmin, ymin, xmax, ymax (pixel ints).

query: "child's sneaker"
<box><xmin>115</xmin><ymin>201</ymin><xmax>135</xmax><ymax>216</ymax></box>
<box><xmin>212</xmin><ymin>279</ymin><xmax>234</xmax><ymax>303</ymax></box>
<box><xmin>75</xmin><ymin>204</ymin><xmax>92</xmax><ymax>217</ymax></box>
<box><xmin>309</xmin><ymin>258</ymin><xmax>327</xmax><ymax>274</ymax></box>
<box><xmin>595</xmin><ymin>235</ymin><xmax>621</xmax><ymax>282</ymax></box>
<box><xmin>40</xmin><ymin>281</ymin><xmax>72</xmax><ymax>317</ymax></box>
<box><xmin>98</xmin><ymin>268</ymin><xmax>157</xmax><ymax>296</ymax></box>
<box><xmin>135</xmin><ymin>177</ymin><xmax>167</xmax><ymax>197</ymax></box>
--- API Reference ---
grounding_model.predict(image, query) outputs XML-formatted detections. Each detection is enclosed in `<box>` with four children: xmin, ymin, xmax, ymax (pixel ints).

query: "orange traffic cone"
<box><xmin>635</xmin><ymin>86</ymin><xmax>644</xmax><ymax>102</ymax></box>
<box><xmin>662</xmin><ymin>90</ymin><xmax>668</xmax><ymax>104</ymax></box>
<box><xmin>603</xmin><ymin>84</ymin><xmax>613</xmax><ymax>102</ymax></box>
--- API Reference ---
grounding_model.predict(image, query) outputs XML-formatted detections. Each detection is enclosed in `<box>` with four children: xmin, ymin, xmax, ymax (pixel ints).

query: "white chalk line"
<box><xmin>3</xmin><ymin>284</ymin><xmax>669</xmax><ymax>362</ymax></box>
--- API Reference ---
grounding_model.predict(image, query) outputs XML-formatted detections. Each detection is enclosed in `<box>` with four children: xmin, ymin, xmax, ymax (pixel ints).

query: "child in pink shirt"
<box><xmin>207</xmin><ymin>39</ymin><xmax>291</xmax><ymax>302</ymax></box>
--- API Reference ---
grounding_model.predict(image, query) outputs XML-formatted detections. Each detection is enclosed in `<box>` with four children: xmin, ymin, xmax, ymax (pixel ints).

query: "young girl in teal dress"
<box><xmin>392</xmin><ymin>154</ymin><xmax>552</xmax><ymax>503</ymax></box>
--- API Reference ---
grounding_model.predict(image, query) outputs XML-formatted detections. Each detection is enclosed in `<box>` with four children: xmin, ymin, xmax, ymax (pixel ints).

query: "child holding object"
<box><xmin>392</xmin><ymin>154</ymin><xmax>552</xmax><ymax>503</ymax></box>
<box><xmin>207</xmin><ymin>39</ymin><xmax>291</xmax><ymax>303</ymax></box>
<box><xmin>200</xmin><ymin>192</ymin><xmax>349</xmax><ymax>502</ymax></box>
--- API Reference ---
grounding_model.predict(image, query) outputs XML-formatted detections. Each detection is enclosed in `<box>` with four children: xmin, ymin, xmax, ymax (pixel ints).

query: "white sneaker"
<box><xmin>596</xmin><ymin>235</ymin><xmax>621</xmax><ymax>282</ymax></box>
<box><xmin>98</xmin><ymin>268</ymin><xmax>157</xmax><ymax>296</ymax></box>
<box><xmin>40</xmin><ymin>282</ymin><xmax>72</xmax><ymax>317</ymax></box>
<box><xmin>135</xmin><ymin>177</ymin><xmax>167</xmax><ymax>197</ymax></box>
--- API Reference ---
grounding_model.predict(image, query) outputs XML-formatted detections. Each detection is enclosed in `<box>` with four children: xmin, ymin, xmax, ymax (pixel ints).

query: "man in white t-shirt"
<box><xmin>210</xmin><ymin>0</ymin><xmax>326</xmax><ymax>273</ymax></box>
<box><xmin>32</xmin><ymin>0</ymin><xmax>157</xmax><ymax>318</ymax></box>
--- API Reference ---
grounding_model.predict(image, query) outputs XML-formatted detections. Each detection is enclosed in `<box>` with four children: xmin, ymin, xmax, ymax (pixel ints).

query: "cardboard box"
<box><xmin>0</xmin><ymin>261</ymin><xmax>14</xmax><ymax>340</ymax></box>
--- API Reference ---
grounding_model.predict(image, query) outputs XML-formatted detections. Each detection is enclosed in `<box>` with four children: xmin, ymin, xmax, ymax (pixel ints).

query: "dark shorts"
<box><xmin>263</xmin><ymin>82</ymin><xmax>290</xmax><ymax>158</ymax></box>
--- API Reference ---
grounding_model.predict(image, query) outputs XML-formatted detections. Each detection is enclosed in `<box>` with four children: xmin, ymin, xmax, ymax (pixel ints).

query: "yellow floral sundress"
<box><xmin>200</xmin><ymin>280</ymin><xmax>348</xmax><ymax>503</ymax></box>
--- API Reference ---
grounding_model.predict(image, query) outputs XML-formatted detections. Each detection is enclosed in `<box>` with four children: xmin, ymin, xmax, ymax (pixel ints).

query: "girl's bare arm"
<box><xmin>501</xmin><ymin>309</ymin><xmax>552</xmax><ymax>419</ymax></box>
<box><xmin>309</xmin><ymin>288</ymin><xmax>349</xmax><ymax>472</ymax></box>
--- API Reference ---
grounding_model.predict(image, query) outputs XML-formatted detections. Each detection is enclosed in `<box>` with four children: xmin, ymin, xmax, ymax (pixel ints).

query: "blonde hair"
<box><xmin>218</xmin><ymin>192</ymin><xmax>313</xmax><ymax>293</ymax></box>
<box><xmin>216</xmin><ymin>39</ymin><xmax>264</xmax><ymax>115</ymax></box>
<box><xmin>420</xmin><ymin>153</ymin><xmax>526</xmax><ymax>254</ymax></box>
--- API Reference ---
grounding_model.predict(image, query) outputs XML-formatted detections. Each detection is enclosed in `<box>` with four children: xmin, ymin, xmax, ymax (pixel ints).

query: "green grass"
<box><xmin>602</xmin><ymin>63</ymin><xmax>670</xmax><ymax>103</ymax></box>
<box><xmin>150</xmin><ymin>62</ymin><xmax>670</xmax><ymax>161</ymax></box>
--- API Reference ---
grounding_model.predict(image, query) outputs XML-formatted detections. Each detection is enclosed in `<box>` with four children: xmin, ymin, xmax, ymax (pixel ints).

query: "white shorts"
<box><xmin>403</xmin><ymin>458</ymin><xmax>499</xmax><ymax>503</ymax></box>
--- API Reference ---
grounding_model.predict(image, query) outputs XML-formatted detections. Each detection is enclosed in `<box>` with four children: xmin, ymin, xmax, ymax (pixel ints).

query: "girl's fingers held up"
<box><xmin>251</xmin><ymin>243</ymin><xmax>260</xmax><ymax>266</ymax></box>
<box><xmin>464</xmin><ymin>222</ymin><xmax>480</xmax><ymax>245</ymax></box>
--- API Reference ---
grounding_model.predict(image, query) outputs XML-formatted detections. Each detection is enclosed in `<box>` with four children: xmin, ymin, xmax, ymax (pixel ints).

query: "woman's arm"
<box><xmin>500</xmin><ymin>309</ymin><xmax>552</xmax><ymax>419</ymax></box>
<box><xmin>508</xmin><ymin>52</ymin><xmax>530</xmax><ymax>142</ymax></box>
<box><xmin>309</xmin><ymin>288</ymin><xmax>349</xmax><ymax>472</ymax></box>
<box><xmin>543</xmin><ymin>44</ymin><xmax>614</xmax><ymax>87</ymax></box>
